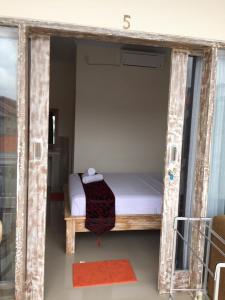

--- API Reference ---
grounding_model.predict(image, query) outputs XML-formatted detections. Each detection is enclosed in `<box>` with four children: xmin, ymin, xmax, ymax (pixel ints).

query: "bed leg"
<box><xmin>66</xmin><ymin>219</ymin><xmax>76</xmax><ymax>255</ymax></box>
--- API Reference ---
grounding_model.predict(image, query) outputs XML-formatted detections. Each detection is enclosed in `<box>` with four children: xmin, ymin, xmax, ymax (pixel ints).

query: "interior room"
<box><xmin>44</xmin><ymin>36</ymin><xmax>187</xmax><ymax>300</ymax></box>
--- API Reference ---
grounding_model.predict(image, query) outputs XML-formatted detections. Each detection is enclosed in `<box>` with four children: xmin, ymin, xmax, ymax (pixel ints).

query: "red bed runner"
<box><xmin>79</xmin><ymin>174</ymin><xmax>115</xmax><ymax>236</ymax></box>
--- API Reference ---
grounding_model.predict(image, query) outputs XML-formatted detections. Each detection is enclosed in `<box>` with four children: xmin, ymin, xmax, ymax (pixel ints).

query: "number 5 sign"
<box><xmin>123</xmin><ymin>15</ymin><xmax>131</xmax><ymax>30</ymax></box>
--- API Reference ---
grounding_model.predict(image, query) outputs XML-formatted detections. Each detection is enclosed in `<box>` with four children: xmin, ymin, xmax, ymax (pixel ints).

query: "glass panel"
<box><xmin>175</xmin><ymin>56</ymin><xmax>202</xmax><ymax>270</ymax></box>
<box><xmin>0</xmin><ymin>26</ymin><xmax>18</xmax><ymax>299</ymax></box>
<box><xmin>207</xmin><ymin>50</ymin><xmax>225</xmax><ymax>217</ymax></box>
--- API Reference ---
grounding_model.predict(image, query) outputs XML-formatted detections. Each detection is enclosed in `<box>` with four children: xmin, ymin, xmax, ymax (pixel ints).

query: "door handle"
<box><xmin>170</xmin><ymin>145</ymin><xmax>177</xmax><ymax>162</ymax></box>
<box><xmin>0</xmin><ymin>220</ymin><xmax>2</xmax><ymax>244</ymax></box>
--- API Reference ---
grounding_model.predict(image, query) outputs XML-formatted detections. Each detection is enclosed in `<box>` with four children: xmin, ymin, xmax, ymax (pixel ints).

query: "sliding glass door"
<box><xmin>207</xmin><ymin>49</ymin><xmax>225</xmax><ymax>217</ymax></box>
<box><xmin>159</xmin><ymin>50</ymin><xmax>205</xmax><ymax>292</ymax></box>
<box><xmin>0</xmin><ymin>26</ymin><xmax>18</xmax><ymax>299</ymax></box>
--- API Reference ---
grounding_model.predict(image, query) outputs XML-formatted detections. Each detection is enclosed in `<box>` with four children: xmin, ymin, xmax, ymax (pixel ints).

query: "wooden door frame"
<box><xmin>15</xmin><ymin>24</ymin><xmax>29</xmax><ymax>300</ymax></box>
<box><xmin>0</xmin><ymin>23</ymin><xmax>30</xmax><ymax>300</ymax></box>
<box><xmin>158</xmin><ymin>47</ymin><xmax>218</xmax><ymax>293</ymax></box>
<box><xmin>189</xmin><ymin>47</ymin><xmax>218</xmax><ymax>291</ymax></box>
<box><xmin>0</xmin><ymin>17</ymin><xmax>220</xmax><ymax>299</ymax></box>
<box><xmin>26</xmin><ymin>35</ymin><xmax>50</xmax><ymax>300</ymax></box>
<box><xmin>158</xmin><ymin>49</ymin><xmax>190</xmax><ymax>292</ymax></box>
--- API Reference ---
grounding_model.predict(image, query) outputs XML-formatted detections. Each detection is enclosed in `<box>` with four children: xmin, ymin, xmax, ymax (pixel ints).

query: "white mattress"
<box><xmin>69</xmin><ymin>173</ymin><xmax>163</xmax><ymax>216</ymax></box>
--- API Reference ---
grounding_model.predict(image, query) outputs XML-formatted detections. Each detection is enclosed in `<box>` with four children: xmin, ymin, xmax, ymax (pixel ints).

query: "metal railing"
<box><xmin>169</xmin><ymin>217</ymin><xmax>225</xmax><ymax>300</ymax></box>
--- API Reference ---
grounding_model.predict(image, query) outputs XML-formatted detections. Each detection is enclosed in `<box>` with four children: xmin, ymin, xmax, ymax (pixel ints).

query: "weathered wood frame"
<box><xmin>64</xmin><ymin>185</ymin><xmax>162</xmax><ymax>255</ymax></box>
<box><xmin>158</xmin><ymin>47</ymin><xmax>218</xmax><ymax>293</ymax></box>
<box><xmin>26</xmin><ymin>35</ymin><xmax>50</xmax><ymax>300</ymax></box>
<box><xmin>15</xmin><ymin>24</ymin><xmax>29</xmax><ymax>300</ymax></box>
<box><xmin>190</xmin><ymin>47</ymin><xmax>218</xmax><ymax>290</ymax></box>
<box><xmin>158</xmin><ymin>49</ymin><xmax>189</xmax><ymax>293</ymax></box>
<box><xmin>0</xmin><ymin>16</ymin><xmax>221</xmax><ymax>300</ymax></box>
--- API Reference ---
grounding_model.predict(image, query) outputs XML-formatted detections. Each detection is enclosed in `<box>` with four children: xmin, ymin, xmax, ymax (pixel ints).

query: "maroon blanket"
<box><xmin>79</xmin><ymin>174</ymin><xmax>115</xmax><ymax>235</ymax></box>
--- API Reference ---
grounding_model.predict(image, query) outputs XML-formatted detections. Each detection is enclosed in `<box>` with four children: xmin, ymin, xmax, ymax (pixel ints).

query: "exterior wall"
<box><xmin>1</xmin><ymin>0</ymin><xmax>225</xmax><ymax>41</ymax></box>
<box><xmin>74</xmin><ymin>41</ymin><xmax>170</xmax><ymax>173</ymax></box>
<box><xmin>0</xmin><ymin>12</ymin><xmax>219</xmax><ymax>298</ymax></box>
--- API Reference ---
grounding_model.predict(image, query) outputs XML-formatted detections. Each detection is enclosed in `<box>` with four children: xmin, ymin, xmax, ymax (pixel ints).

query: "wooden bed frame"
<box><xmin>64</xmin><ymin>185</ymin><xmax>162</xmax><ymax>255</ymax></box>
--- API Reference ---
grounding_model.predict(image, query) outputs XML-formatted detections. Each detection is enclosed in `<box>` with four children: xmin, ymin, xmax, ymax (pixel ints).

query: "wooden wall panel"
<box><xmin>26</xmin><ymin>35</ymin><xmax>50</xmax><ymax>300</ymax></box>
<box><xmin>158</xmin><ymin>50</ymin><xmax>188</xmax><ymax>293</ymax></box>
<box><xmin>15</xmin><ymin>24</ymin><xmax>29</xmax><ymax>300</ymax></box>
<box><xmin>190</xmin><ymin>47</ymin><xmax>218</xmax><ymax>289</ymax></box>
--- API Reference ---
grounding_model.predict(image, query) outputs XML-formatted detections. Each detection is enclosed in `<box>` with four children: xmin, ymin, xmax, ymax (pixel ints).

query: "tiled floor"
<box><xmin>44</xmin><ymin>205</ymin><xmax>190</xmax><ymax>300</ymax></box>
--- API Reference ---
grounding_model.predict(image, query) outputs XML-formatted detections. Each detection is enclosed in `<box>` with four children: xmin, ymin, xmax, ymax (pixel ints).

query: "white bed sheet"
<box><xmin>69</xmin><ymin>173</ymin><xmax>163</xmax><ymax>216</ymax></box>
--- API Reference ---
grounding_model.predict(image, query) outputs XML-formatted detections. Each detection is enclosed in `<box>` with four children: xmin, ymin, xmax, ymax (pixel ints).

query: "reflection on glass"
<box><xmin>207</xmin><ymin>50</ymin><xmax>225</xmax><ymax>217</ymax></box>
<box><xmin>0</xmin><ymin>26</ymin><xmax>18</xmax><ymax>298</ymax></box>
<box><xmin>176</xmin><ymin>56</ymin><xmax>202</xmax><ymax>270</ymax></box>
<box><xmin>175</xmin><ymin>57</ymin><xmax>196</xmax><ymax>270</ymax></box>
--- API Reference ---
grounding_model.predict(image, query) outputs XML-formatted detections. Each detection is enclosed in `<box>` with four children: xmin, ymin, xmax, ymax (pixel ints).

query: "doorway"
<box><xmin>45</xmin><ymin>36</ymin><xmax>171</xmax><ymax>300</ymax></box>
<box><xmin>0</xmin><ymin>21</ymin><xmax>218</xmax><ymax>300</ymax></box>
<box><xmin>24</xmin><ymin>28</ymin><xmax>215</xmax><ymax>300</ymax></box>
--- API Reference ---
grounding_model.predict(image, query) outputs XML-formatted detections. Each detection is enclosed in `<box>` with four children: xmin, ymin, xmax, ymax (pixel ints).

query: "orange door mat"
<box><xmin>73</xmin><ymin>259</ymin><xmax>138</xmax><ymax>288</ymax></box>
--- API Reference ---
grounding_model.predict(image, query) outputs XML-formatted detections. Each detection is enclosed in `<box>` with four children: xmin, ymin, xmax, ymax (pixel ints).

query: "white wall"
<box><xmin>1</xmin><ymin>1</ymin><xmax>225</xmax><ymax>41</ymax></box>
<box><xmin>74</xmin><ymin>42</ymin><xmax>170</xmax><ymax>173</ymax></box>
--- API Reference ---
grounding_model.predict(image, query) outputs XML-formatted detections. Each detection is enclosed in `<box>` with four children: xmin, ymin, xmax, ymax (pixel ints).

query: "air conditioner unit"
<box><xmin>122</xmin><ymin>50</ymin><xmax>165</xmax><ymax>69</ymax></box>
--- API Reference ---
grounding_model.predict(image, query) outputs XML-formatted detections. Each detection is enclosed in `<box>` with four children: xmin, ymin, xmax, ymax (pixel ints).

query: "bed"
<box><xmin>64</xmin><ymin>173</ymin><xmax>163</xmax><ymax>254</ymax></box>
